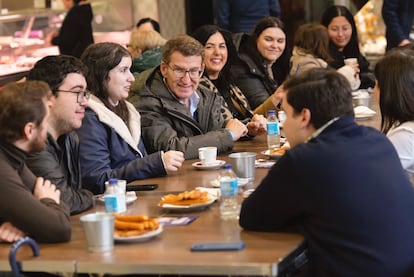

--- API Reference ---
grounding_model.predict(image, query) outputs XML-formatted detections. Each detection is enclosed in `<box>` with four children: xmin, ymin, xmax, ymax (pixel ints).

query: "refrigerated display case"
<box><xmin>0</xmin><ymin>8</ymin><xmax>61</xmax><ymax>86</ymax></box>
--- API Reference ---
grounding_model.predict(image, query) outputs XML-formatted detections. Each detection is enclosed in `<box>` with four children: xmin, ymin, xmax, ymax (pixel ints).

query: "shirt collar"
<box><xmin>306</xmin><ymin>117</ymin><xmax>339</xmax><ymax>143</ymax></box>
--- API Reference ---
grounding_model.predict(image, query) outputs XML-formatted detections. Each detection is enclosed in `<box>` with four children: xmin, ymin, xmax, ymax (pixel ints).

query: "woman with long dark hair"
<box><xmin>231</xmin><ymin>16</ymin><xmax>291</xmax><ymax>110</ymax></box>
<box><xmin>321</xmin><ymin>5</ymin><xmax>375</xmax><ymax>89</ymax></box>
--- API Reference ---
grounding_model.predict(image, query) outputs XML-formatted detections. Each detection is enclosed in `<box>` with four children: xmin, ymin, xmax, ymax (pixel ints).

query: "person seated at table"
<box><xmin>127</xmin><ymin>29</ymin><xmax>166</xmax><ymax>75</ymax></box>
<box><xmin>0</xmin><ymin>81</ymin><xmax>71</xmax><ymax>243</ymax></box>
<box><xmin>77</xmin><ymin>42</ymin><xmax>184</xmax><ymax>194</ymax></box>
<box><xmin>130</xmin><ymin>34</ymin><xmax>248</xmax><ymax>159</ymax></box>
<box><xmin>25</xmin><ymin>55</ymin><xmax>94</xmax><ymax>215</ymax></box>
<box><xmin>321</xmin><ymin>5</ymin><xmax>375</xmax><ymax>89</ymax></box>
<box><xmin>239</xmin><ymin>68</ymin><xmax>414</xmax><ymax>276</ymax></box>
<box><xmin>231</xmin><ymin>16</ymin><xmax>291</xmax><ymax>110</ymax></box>
<box><xmin>374</xmin><ymin>48</ymin><xmax>414</xmax><ymax>183</ymax></box>
<box><xmin>289</xmin><ymin>23</ymin><xmax>361</xmax><ymax>90</ymax></box>
<box><xmin>191</xmin><ymin>24</ymin><xmax>278</xmax><ymax>130</ymax></box>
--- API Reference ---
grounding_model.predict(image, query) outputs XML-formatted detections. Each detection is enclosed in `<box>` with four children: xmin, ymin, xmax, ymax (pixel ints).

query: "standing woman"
<box><xmin>78</xmin><ymin>42</ymin><xmax>184</xmax><ymax>194</ymax></box>
<box><xmin>374</xmin><ymin>48</ymin><xmax>414</xmax><ymax>182</ymax></box>
<box><xmin>49</xmin><ymin>0</ymin><xmax>94</xmax><ymax>58</ymax></box>
<box><xmin>231</xmin><ymin>16</ymin><xmax>291</xmax><ymax>110</ymax></box>
<box><xmin>321</xmin><ymin>5</ymin><xmax>375</xmax><ymax>89</ymax></box>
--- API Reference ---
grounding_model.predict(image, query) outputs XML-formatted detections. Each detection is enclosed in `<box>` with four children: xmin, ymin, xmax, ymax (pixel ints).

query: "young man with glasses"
<box><xmin>26</xmin><ymin>55</ymin><xmax>94</xmax><ymax>215</ymax></box>
<box><xmin>130</xmin><ymin>34</ymin><xmax>248</xmax><ymax>159</ymax></box>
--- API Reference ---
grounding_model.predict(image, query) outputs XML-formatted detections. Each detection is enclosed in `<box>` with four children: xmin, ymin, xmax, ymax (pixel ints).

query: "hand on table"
<box><xmin>247</xmin><ymin>114</ymin><xmax>267</xmax><ymax>136</ymax></box>
<box><xmin>163</xmin><ymin>150</ymin><xmax>185</xmax><ymax>174</ymax></box>
<box><xmin>225</xmin><ymin>118</ymin><xmax>248</xmax><ymax>140</ymax></box>
<box><xmin>0</xmin><ymin>222</ymin><xmax>25</xmax><ymax>243</ymax></box>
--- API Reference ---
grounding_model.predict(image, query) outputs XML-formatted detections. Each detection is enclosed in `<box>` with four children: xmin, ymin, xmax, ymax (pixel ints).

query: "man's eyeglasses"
<box><xmin>55</xmin><ymin>89</ymin><xmax>91</xmax><ymax>103</ymax></box>
<box><xmin>165</xmin><ymin>63</ymin><xmax>203</xmax><ymax>79</ymax></box>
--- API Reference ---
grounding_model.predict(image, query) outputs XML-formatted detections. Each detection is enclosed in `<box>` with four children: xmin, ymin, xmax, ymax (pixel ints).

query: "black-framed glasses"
<box><xmin>165</xmin><ymin>63</ymin><xmax>203</xmax><ymax>79</ymax></box>
<box><xmin>55</xmin><ymin>89</ymin><xmax>91</xmax><ymax>103</ymax></box>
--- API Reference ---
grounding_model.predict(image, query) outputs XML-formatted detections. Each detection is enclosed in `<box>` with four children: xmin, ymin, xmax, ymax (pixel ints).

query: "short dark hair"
<box><xmin>136</xmin><ymin>17</ymin><xmax>160</xmax><ymax>33</ymax></box>
<box><xmin>375</xmin><ymin>48</ymin><xmax>414</xmax><ymax>133</ymax></box>
<box><xmin>284</xmin><ymin>68</ymin><xmax>354</xmax><ymax>129</ymax></box>
<box><xmin>162</xmin><ymin>34</ymin><xmax>204</xmax><ymax>65</ymax></box>
<box><xmin>0</xmin><ymin>81</ymin><xmax>50</xmax><ymax>142</ymax></box>
<box><xmin>27</xmin><ymin>55</ymin><xmax>87</xmax><ymax>94</ymax></box>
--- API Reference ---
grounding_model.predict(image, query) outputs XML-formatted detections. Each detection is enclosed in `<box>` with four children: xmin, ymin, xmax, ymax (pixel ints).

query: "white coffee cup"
<box><xmin>344</xmin><ymin>58</ymin><xmax>358</xmax><ymax>66</ymax></box>
<box><xmin>198</xmin><ymin>147</ymin><xmax>217</xmax><ymax>165</ymax></box>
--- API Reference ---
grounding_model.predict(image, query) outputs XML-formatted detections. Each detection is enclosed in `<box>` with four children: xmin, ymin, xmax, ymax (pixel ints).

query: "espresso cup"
<box><xmin>198</xmin><ymin>147</ymin><xmax>217</xmax><ymax>165</ymax></box>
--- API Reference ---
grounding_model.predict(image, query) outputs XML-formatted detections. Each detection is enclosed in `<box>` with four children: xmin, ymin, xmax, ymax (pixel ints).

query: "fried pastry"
<box><xmin>113</xmin><ymin>213</ymin><xmax>159</xmax><ymax>237</ymax></box>
<box><xmin>159</xmin><ymin>189</ymin><xmax>209</xmax><ymax>206</ymax></box>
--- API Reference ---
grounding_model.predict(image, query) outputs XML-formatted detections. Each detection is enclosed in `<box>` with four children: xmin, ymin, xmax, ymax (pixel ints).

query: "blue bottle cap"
<box><xmin>108</xmin><ymin>178</ymin><xmax>118</xmax><ymax>185</ymax></box>
<box><xmin>222</xmin><ymin>164</ymin><xmax>232</xmax><ymax>169</ymax></box>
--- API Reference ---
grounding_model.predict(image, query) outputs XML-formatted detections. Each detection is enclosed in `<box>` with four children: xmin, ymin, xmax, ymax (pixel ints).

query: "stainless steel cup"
<box><xmin>80</xmin><ymin>212</ymin><xmax>114</xmax><ymax>252</ymax></box>
<box><xmin>228</xmin><ymin>152</ymin><xmax>256</xmax><ymax>180</ymax></box>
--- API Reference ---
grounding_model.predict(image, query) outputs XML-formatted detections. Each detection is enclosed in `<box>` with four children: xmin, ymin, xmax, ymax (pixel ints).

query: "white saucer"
<box><xmin>192</xmin><ymin>160</ymin><xmax>225</xmax><ymax>170</ymax></box>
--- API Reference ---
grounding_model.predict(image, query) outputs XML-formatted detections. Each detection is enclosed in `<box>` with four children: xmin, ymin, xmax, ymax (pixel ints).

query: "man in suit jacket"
<box><xmin>240</xmin><ymin>68</ymin><xmax>414</xmax><ymax>276</ymax></box>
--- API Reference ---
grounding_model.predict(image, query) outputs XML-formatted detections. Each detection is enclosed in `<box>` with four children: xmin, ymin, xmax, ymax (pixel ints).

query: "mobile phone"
<box><xmin>190</xmin><ymin>241</ymin><xmax>245</xmax><ymax>252</ymax></box>
<box><xmin>126</xmin><ymin>184</ymin><xmax>158</xmax><ymax>191</ymax></box>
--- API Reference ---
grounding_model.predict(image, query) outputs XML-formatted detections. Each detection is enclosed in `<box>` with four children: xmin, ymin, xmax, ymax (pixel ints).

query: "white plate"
<box><xmin>114</xmin><ymin>225</ymin><xmax>163</xmax><ymax>243</ymax></box>
<box><xmin>192</xmin><ymin>160</ymin><xmax>225</xmax><ymax>170</ymax></box>
<box><xmin>261</xmin><ymin>149</ymin><xmax>285</xmax><ymax>159</ymax></box>
<box><xmin>355</xmin><ymin>113</ymin><xmax>375</xmax><ymax>120</ymax></box>
<box><xmin>159</xmin><ymin>197</ymin><xmax>216</xmax><ymax>212</ymax></box>
<box><xmin>95</xmin><ymin>192</ymin><xmax>137</xmax><ymax>205</ymax></box>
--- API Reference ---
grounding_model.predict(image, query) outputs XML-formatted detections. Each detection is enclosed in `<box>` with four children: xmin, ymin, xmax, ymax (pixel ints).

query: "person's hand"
<box><xmin>398</xmin><ymin>39</ymin><xmax>411</xmax><ymax>47</ymax></box>
<box><xmin>0</xmin><ymin>222</ymin><xmax>25</xmax><ymax>243</ymax></box>
<box><xmin>247</xmin><ymin>114</ymin><xmax>267</xmax><ymax>136</ymax></box>
<box><xmin>162</xmin><ymin>150</ymin><xmax>185</xmax><ymax>174</ymax></box>
<box><xmin>225</xmin><ymin>118</ymin><xmax>248</xmax><ymax>140</ymax></box>
<box><xmin>44</xmin><ymin>31</ymin><xmax>57</xmax><ymax>45</ymax></box>
<box><xmin>33</xmin><ymin>177</ymin><xmax>60</xmax><ymax>204</ymax></box>
<box><xmin>271</xmin><ymin>85</ymin><xmax>286</xmax><ymax>107</ymax></box>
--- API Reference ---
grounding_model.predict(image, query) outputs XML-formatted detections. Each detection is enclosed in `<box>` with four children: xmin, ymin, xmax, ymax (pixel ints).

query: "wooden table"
<box><xmin>0</xmin><ymin>136</ymin><xmax>304</xmax><ymax>276</ymax></box>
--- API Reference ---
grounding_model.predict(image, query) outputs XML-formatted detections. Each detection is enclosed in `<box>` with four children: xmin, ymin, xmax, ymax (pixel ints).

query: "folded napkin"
<box><xmin>195</xmin><ymin>187</ymin><xmax>221</xmax><ymax>199</ymax></box>
<box><xmin>354</xmin><ymin>105</ymin><xmax>376</xmax><ymax>115</ymax></box>
<box><xmin>255</xmin><ymin>159</ymin><xmax>276</xmax><ymax>168</ymax></box>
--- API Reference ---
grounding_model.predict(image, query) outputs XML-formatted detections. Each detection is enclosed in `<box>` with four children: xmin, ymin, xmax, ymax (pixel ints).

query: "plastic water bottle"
<box><xmin>104</xmin><ymin>178</ymin><xmax>126</xmax><ymax>213</ymax></box>
<box><xmin>267</xmin><ymin>110</ymin><xmax>281</xmax><ymax>150</ymax></box>
<box><xmin>219</xmin><ymin>164</ymin><xmax>240</xmax><ymax>220</ymax></box>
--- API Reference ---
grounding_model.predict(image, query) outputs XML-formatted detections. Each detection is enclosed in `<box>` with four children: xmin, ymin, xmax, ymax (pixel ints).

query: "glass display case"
<box><xmin>0</xmin><ymin>8</ymin><xmax>61</xmax><ymax>86</ymax></box>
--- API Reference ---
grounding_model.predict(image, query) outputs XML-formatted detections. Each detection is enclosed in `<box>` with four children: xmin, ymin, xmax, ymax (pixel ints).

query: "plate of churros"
<box><xmin>114</xmin><ymin>214</ymin><xmax>163</xmax><ymax>243</ymax></box>
<box><xmin>158</xmin><ymin>189</ymin><xmax>217</xmax><ymax>212</ymax></box>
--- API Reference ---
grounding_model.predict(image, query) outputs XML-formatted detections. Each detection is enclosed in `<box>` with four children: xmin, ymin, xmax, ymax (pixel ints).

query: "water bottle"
<box><xmin>219</xmin><ymin>164</ymin><xmax>240</xmax><ymax>220</ymax></box>
<box><xmin>104</xmin><ymin>178</ymin><xmax>126</xmax><ymax>213</ymax></box>
<box><xmin>267</xmin><ymin>110</ymin><xmax>281</xmax><ymax>150</ymax></box>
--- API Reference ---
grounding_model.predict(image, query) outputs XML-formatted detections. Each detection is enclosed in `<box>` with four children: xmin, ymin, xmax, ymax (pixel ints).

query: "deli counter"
<box><xmin>0</xmin><ymin>8</ymin><xmax>61</xmax><ymax>86</ymax></box>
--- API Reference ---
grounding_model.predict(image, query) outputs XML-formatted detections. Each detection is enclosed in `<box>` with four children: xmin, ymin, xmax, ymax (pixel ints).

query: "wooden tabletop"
<box><xmin>0</xmin><ymin>135</ymin><xmax>304</xmax><ymax>276</ymax></box>
<box><xmin>0</xmin><ymin>104</ymin><xmax>380</xmax><ymax>276</ymax></box>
